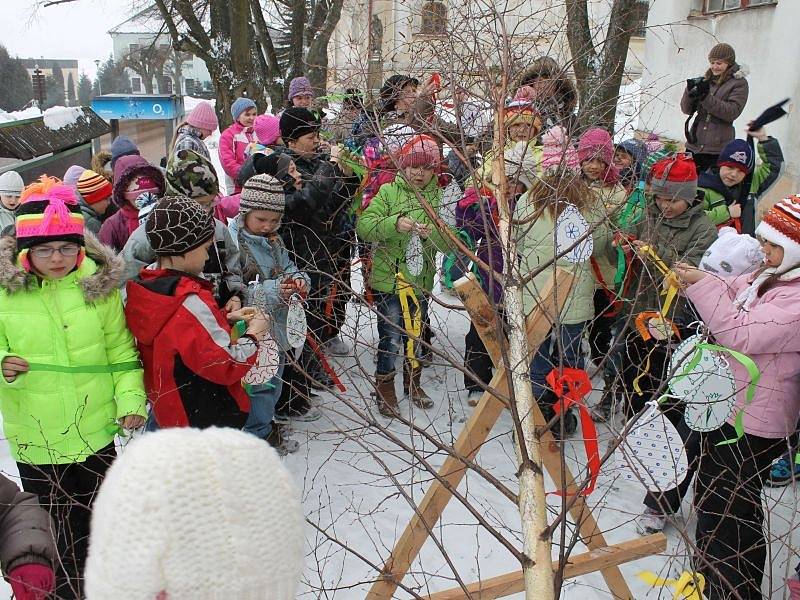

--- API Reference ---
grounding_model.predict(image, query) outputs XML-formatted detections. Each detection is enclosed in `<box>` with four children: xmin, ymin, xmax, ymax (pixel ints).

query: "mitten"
<box><xmin>8</xmin><ymin>563</ymin><xmax>55</xmax><ymax>600</ymax></box>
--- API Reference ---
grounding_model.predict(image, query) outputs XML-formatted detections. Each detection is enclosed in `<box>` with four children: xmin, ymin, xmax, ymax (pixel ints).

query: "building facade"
<box><xmin>20</xmin><ymin>59</ymin><xmax>80</xmax><ymax>105</ymax></box>
<box><xmin>638</xmin><ymin>0</ymin><xmax>797</xmax><ymax>205</ymax></box>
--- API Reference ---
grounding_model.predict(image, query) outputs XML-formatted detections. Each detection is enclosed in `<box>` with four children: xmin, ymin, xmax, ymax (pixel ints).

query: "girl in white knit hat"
<box><xmin>0</xmin><ymin>170</ymin><xmax>24</xmax><ymax>234</ymax></box>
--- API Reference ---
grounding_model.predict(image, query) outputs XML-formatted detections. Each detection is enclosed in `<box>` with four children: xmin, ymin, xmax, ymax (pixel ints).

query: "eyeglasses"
<box><xmin>29</xmin><ymin>244</ymin><xmax>81</xmax><ymax>259</ymax></box>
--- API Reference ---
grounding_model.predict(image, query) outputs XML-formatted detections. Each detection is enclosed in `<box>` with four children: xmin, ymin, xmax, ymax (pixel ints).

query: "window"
<box><xmin>632</xmin><ymin>0</ymin><xmax>650</xmax><ymax>37</ymax></box>
<box><xmin>131</xmin><ymin>77</ymin><xmax>142</xmax><ymax>92</ymax></box>
<box><xmin>128</xmin><ymin>43</ymin><xmax>141</xmax><ymax>58</ymax></box>
<box><xmin>420</xmin><ymin>1</ymin><xmax>447</xmax><ymax>35</ymax></box>
<box><xmin>704</xmin><ymin>0</ymin><xmax>776</xmax><ymax>13</ymax></box>
<box><xmin>185</xmin><ymin>78</ymin><xmax>195</xmax><ymax>95</ymax></box>
<box><xmin>162</xmin><ymin>77</ymin><xmax>173</xmax><ymax>94</ymax></box>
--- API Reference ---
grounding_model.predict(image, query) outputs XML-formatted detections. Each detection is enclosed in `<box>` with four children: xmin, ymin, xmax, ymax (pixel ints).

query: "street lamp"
<box><xmin>94</xmin><ymin>59</ymin><xmax>102</xmax><ymax>95</ymax></box>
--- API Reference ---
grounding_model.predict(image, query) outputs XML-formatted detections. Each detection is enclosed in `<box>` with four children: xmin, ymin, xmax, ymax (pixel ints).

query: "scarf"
<box><xmin>733</xmin><ymin>265</ymin><xmax>800</xmax><ymax>311</ymax></box>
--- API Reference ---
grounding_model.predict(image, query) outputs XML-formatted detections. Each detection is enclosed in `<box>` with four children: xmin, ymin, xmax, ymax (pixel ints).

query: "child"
<box><xmin>231</xmin><ymin>174</ymin><xmax>310</xmax><ymax>454</ymax></box>
<box><xmin>121</xmin><ymin>149</ymin><xmax>245</xmax><ymax>311</ymax></box>
<box><xmin>613</xmin><ymin>138</ymin><xmax>648</xmax><ymax>192</ymax></box>
<box><xmin>287</xmin><ymin>76</ymin><xmax>314</xmax><ymax>109</ymax></box>
<box><xmin>540</xmin><ymin>125</ymin><xmax>579</xmax><ymax>173</ymax></box>
<box><xmin>240</xmin><ymin>114</ymin><xmax>282</xmax><ymax>165</ymax></box>
<box><xmin>0</xmin><ymin>170</ymin><xmax>23</xmax><ymax>233</ymax></box>
<box><xmin>109</xmin><ymin>135</ymin><xmax>141</xmax><ymax>171</ymax></box>
<box><xmin>674</xmin><ymin>195</ymin><xmax>800</xmax><ymax>600</ymax></box>
<box><xmin>615</xmin><ymin>154</ymin><xmax>717</xmax><ymax>534</ymax></box>
<box><xmin>479</xmin><ymin>97</ymin><xmax>542</xmax><ymax>182</ymax></box>
<box><xmin>515</xmin><ymin>170</ymin><xmax>610</xmax><ymax>437</ymax></box>
<box><xmin>577</xmin><ymin>128</ymin><xmax>628</xmax><ymax>371</ymax></box>
<box><xmin>219</xmin><ymin>97</ymin><xmax>258</xmax><ymax>193</ymax></box>
<box><xmin>76</xmin><ymin>169</ymin><xmax>114</xmax><ymax>234</ymax></box>
<box><xmin>0</xmin><ymin>177</ymin><xmax>147</xmax><ymax>598</ymax></box>
<box><xmin>357</xmin><ymin>135</ymin><xmax>450</xmax><ymax>416</ymax></box>
<box><xmin>124</xmin><ymin>195</ymin><xmax>266</xmax><ymax>429</ymax></box>
<box><xmin>171</xmin><ymin>101</ymin><xmax>218</xmax><ymax>160</ymax></box>
<box><xmin>99</xmin><ymin>155</ymin><xmax>165</xmax><ymax>252</ymax></box>
<box><xmin>698</xmin><ymin>126</ymin><xmax>783</xmax><ymax>234</ymax></box>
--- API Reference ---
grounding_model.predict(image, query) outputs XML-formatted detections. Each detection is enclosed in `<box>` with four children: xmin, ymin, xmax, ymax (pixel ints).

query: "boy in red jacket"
<box><xmin>125</xmin><ymin>196</ymin><xmax>268</xmax><ymax>429</ymax></box>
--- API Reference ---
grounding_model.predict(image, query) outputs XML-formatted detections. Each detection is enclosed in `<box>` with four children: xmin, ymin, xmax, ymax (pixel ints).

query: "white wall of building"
<box><xmin>639</xmin><ymin>1</ymin><xmax>799</xmax><ymax>199</ymax></box>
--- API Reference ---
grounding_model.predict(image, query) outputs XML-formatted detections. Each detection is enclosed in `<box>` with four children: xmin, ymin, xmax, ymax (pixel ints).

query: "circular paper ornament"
<box><xmin>286</xmin><ymin>295</ymin><xmax>308</xmax><ymax>349</ymax></box>
<box><xmin>555</xmin><ymin>204</ymin><xmax>593</xmax><ymax>264</ymax></box>
<box><xmin>245</xmin><ymin>279</ymin><xmax>268</xmax><ymax>311</ymax></box>
<box><xmin>616</xmin><ymin>402</ymin><xmax>689</xmax><ymax>492</ymax></box>
<box><xmin>243</xmin><ymin>333</ymin><xmax>280</xmax><ymax>385</ymax></box>
<box><xmin>406</xmin><ymin>232</ymin><xmax>424</xmax><ymax>277</ymax></box>
<box><xmin>668</xmin><ymin>334</ymin><xmax>737</xmax><ymax>432</ymax></box>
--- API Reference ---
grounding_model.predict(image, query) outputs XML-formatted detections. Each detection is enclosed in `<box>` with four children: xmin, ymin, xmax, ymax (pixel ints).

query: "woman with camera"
<box><xmin>681</xmin><ymin>43</ymin><xmax>749</xmax><ymax>172</ymax></box>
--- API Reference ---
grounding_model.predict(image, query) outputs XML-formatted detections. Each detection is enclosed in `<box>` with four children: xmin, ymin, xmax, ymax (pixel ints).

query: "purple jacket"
<box><xmin>455</xmin><ymin>187</ymin><xmax>506</xmax><ymax>305</ymax></box>
<box><xmin>686</xmin><ymin>272</ymin><xmax>800</xmax><ymax>439</ymax></box>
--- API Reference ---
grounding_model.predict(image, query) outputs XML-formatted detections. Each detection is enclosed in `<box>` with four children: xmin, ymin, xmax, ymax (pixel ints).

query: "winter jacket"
<box><xmin>0</xmin><ymin>234</ymin><xmax>147</xmax><ymax>465</ymax></box>
<box><xmin>455</xmin><ymin>187</ymin><xmax>506</xmax><ymax>305</ymax></box>
<box><xmin>99</xmin><ymin>155</ymin><xmax>165</xmax><ymax>252</ymax></box>
<box><xmin>218</xmin><ymin>122</ymin><xmax>256</xmax><ymax>192</ymax></box>
<box><xmin>120</xmin><ymin>219</ymin><xmax>244</xmax><ymax>306</ymax></box>
<box><xmin>230</xmin><ymin>217</ymin><xmax>311</xmax><ymax>350</ymax></box>
<box><xmin>447</xmin><ymin>150</ymin><xmax>480</xmax><ymax>191</ymax></box>
<box><xmin>589</xmin><ymin>180</ymin><xmax>629</xmax><ymax>287</ymax></box>
<box><xmin>0</xmin><ymin>473</ymin><xmax>55</xmax><ymax>575</ymax></box>
<box><xmin>0</xmin><ymin>206</ymin><xmax>15</xmax><ymax>234</ymax></box>
<box><xmin>686</xmin><ymin>271</ymin><xmax>800</xmax><ymax>439</ymax></box>
<box><xmin>78</xmin><ymin>196</ymin><xmax>116</xmax><ymax>236</ymax></box>
<box><xmin>124</xmin><ymin>269</ymin><xmax>257</xmax><ymax>429</ymax></box>
<box><xmin>172</xmin><ymin>124</ymin><xmax>211</xmax><ymax>161</ymax></box>
<box><xmin>681</xmin><ymin>65</ymin><xmax>749</xmax><ymax>156</ymax></box>
<box><xmin>698</xmin><ymin>136</ymin><xmax>784</xmax><ymax>226</ymax></box>
<box><xmin>357</xmin><ymin>175</ymin><xmax>450</xmax><ymax>294</ymax></box>
<box><xmin>270</xmin><ymin>146</ymin><xmax>360</xmax><ymax>277</ymax></box>
<box><xmin>515</xmin><ymin>195</ymin><xmax>610</xmax><ymax>324</ymax></box>
<box><xmin>621</xmin><ymin>202</ymin><xmax>717</xmax><ymax>325</ymax></box>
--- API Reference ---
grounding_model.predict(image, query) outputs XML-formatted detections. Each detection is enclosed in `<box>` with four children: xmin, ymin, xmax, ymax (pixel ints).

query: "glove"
<box><xmin>8</xmin><ymin>563</ymin><xmax>55</xmax><ymax>600</ymax></box>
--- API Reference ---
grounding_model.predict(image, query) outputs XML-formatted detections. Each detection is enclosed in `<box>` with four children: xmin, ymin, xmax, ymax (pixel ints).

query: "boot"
<box><xmin>404</xmin><ymin>362</ymin><xmax>434</xmax><ymax>409</ymax></box>
<box><xmin>591</xmin><ymin>372</ymin><xmax>618</xmax><ymax>423</ymax></box>
<box><xmin>375</xmin><ymin>371</ymin><xmax>399</xmax><ymax>417</ymax></box>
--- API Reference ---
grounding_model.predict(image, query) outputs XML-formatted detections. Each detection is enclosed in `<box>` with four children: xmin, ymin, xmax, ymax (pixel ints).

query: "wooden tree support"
<box><xmin>366</xmin><ymin>270</ymin><xmax>666</xmax><ymax>600</ymax></box>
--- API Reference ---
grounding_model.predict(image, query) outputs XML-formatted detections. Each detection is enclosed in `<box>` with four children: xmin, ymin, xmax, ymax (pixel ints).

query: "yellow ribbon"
<box><xmin>639</xmin><ymin>245</ymin><xmax>681</xmax><ymax>318</ymax></box>
<box><xmin>396</xmin><ymin>273</ymin><xmax>422</xmax><ymax>370</ymax></box>
<box><xmin>638</xmin><ymin>571</ymin><xmax>706</xmax><ymax>600</ymax></box>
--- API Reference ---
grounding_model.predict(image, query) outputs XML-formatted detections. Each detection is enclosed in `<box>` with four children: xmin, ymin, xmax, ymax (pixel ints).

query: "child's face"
<box><xmin>709</xmin><ymin>60</ymin><xmax>730</xmax><ymax>78</ymax></box>
<box><xmin>0</xmin><ymin>194</ymin><xmax>20</xmax><ymax>211</ymax></box>
<box><xmin>760</xmin><ymin>239</ymin><xmax>784</xmax><ymax>269</ymax></box>
<box><xmin>395</xmin><ymin>83</ymin><xmax>418</xmax><ymax>113</ymax></box>
<box><xmin>198</xmin><ymin>128</ymin><xmax>213</xmax><ymax>139</ymax></box>
<box><xmin>508</xmin><ymin>122</ymin><xmax>534</xmax><ymax>143</ymax></box>
<box><xmin>244</xmin><ymin>210</ymin><xmax>282</xmax><ymax>236</ymax></box>
<box><xmin>171</xmin><ymin>239</ymin><xmax>212</xmax><ymax>275</ymax></box>
<box><xmin>288</xmin><ymin>131</ymin><xmax>320</xmax><ymax>158</ymax></box>
<box><xmin>28</xmin><ymin>242</ymin><xmax>80</xmax><ymax>279</ymax></box>
<box><xmin>93</xmin><ymin>198</ymin><xmax>111</xmax><ymax>216</ymax></box>
<box><xmin>291</xmin><ymin>94</ymin><xmax>313</xmax><ymax>108</ymax></box>
<box><xmin>581</xmin><ymin>158</ymin><xmax>607</xmax><ymax>182</ymax></box>
<box><xmin>719</xmin><ymin>165</ymin><xmax>746</xmax><ymax>188</ymax></box>
<box><xmin>403</xmin><ymin>165</ymin><xmax>436</xmax><ymax>188</ymax></box>
<box><xmin>655</xmin><ymin>195</ymin><xmax>690</xmax><ymax>219</ymax></box>
<box><xmin>238</xmin><ymin>108</ymin><xmax>257</xmax><ymax>128</ymax></box>
<box><xmin>613</xmin><ymin>149</ymin><xmax>633</xmax><ymax>170</ymax></box>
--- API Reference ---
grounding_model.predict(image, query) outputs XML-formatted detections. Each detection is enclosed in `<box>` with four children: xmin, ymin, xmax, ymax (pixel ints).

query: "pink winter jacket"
<box><xmin>686</xmin><ymin>273</ymin><xmax>800</xmax><ymax>439</ymax></box>
<box><xmin>218</xmin><ymin>122</ymin><xmax>256</xmax><ymax>191</ymax></box>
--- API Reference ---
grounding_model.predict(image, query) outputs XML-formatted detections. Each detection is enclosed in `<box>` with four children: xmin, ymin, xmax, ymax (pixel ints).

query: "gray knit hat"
<box><xmin>0</xmin><ymin>171</ymin><xmax>24</xmax><ymax>196</ymax></box>
<box><xmin>146</xmin><ymin>195</ymin><xmax>215</xmax><ymax>256</ymax></box>
<box><xmin>239</xmin><ymin>174</ymin><xmax>285</xmax><ymax>216</ymax></box>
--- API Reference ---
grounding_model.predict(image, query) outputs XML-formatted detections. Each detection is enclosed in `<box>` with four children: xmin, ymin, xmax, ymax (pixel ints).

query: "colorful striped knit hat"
<box><xmin>16</xmin><ymin>176</ymin><xmax>85</xmax><ymax>271</ymax></box>
<box><xmin>77</xmin><ymin>169</ymin><xmax>113</xmax><ymax>205</ymax></box>
<box><xmin>504</xmin><ymin>99</ymin><xmax>542</xmax><ymax>135</ymax></box>
<box><xmin>756</xmin><ymin>194</ymin><xmax>800</xmax><ymax>273</ymax></box>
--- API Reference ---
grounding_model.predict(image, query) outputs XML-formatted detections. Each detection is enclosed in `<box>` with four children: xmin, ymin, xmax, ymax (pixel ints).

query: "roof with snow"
<box><xmin>0</xmin><ymin>107</ymin><xmax>111</xmax><ymax>161</ymax></box>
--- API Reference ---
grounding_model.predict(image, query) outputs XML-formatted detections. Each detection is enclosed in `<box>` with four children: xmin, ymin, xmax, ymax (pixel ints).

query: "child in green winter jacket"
<box><xmin>698</xmin><ymin>125</ymin><xmax>783</xmax><ymax>234</ymax></box>
<box><xmin>0</xmin><ymin>176</ymin><xmax>147</xmax><ymax>599</ymax></box>
<box><xmin>357</xmin><ymin>135</ymin><xmax>451</xmax><ymax>416</ymax></box>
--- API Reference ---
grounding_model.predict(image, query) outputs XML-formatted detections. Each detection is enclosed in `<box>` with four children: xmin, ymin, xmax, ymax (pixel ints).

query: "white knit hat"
<box><xmin>700</xmin><ymin>226</ymin><xmax>764</xmax><ymax>277</ymax></box>
<box><xmin>85</xmin><ymin>428</ymin><xmax>304</xmax><ymax>600</ymax></box>
<box><xmin>502</xmin><ymin>141</ymin><xmax>539</xmax><ymax>188</ymax></box>
<box><xmin>0</xmin><ymin>171</ymin><xmax>24</xmax><ymax>196</ymax></box>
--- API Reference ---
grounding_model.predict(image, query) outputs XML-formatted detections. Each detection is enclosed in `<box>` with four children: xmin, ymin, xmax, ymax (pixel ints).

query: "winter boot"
<box><xmin>266</xmin><ymin>422</ymin><xmax>300</xmax><ymax>456</ymax></box>
<box><xmin>591</xmin><ymin>372</ymin><xmax>618</xmax><ymax>422</ymax></box>
<box><xmin>537</xmin><ymin>389</ymin><xmax>577</xmax><ymax>440</ymax></box>
<box><xmin>375</xmin><ymin>371</ymin><xmax>399</xmax><ymax>417</ymax></box>
<box><xmin>304</xmin><ymin>349</ymin><xmax>333</xmax><ymax>390</ymax></box>
<box><xmin>404</xmin><ymin>362</ymin><xmax>434</xmax><ymax>409</ymax></box>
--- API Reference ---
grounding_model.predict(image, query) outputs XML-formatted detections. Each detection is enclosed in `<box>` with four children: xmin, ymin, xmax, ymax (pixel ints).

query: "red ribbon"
<box><xmin>545</xmin><ymin>368</ymin><xmax>600</xmax><ymax>497</ymax></box>
<box><xmin>305</xmin><ymin>333</ymin><xmax>346</xmax><ymax>392</ymax></box>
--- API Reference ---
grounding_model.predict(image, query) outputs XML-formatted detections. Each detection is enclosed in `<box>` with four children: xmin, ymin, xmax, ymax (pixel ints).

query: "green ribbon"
<box><xmin>614</xmin><ymin>186</ymin><xmax>646</xmax><ymax>290</ymax></box>
<box><xmin>26</xmin><ymin>361</ymin><xmax>141</xmax><ymax>374</ymax></box>
<box><xmin>677</xmin><ymin>342</ymin><xmax>760</xmax><ymax>446</ymax></box>
<box><xmin>442</xmin><ymin>229</ymin><xmax>481</xmax><ymax>290</ymax></box>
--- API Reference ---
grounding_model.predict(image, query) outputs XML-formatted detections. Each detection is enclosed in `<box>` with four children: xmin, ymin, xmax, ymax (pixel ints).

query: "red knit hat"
<box><xmin>76</xmin><ymin>169</ymin><xmax>113</xmax><ymax>205</ymax></box>
<box><xmin>647</xmin><ymin>153</ymin><xmax>699</xmax><ymax>204</ymax></box>
<box><xmin>396</xmin><ymin>135</ymin><xmax>441</xmax><ymax>169</ymax></box>
<box><xmin>756</xmin><ymin>194</ymin><xmax>800</xmax><ymax>272</ymax></box>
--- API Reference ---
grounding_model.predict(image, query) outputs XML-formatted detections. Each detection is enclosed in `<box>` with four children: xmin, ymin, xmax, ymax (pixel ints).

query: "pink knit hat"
<box><xmin>541</xmin><ymin>125</ymin><xmax>579</xmax><ymax>170</ymax></box>
<box><xmin>578</xmin><ymin>128</ymin><xmax>615</xmax><ymax>165</ymax></box>
<box><xmin>186</xmin><ymin>102</ymin><xmax>219</xmax><ymax>132</ymax></box>
<box><xmin>254</xmin><ymin>114</ymin><xmax>281</xmax><ymax>145</ymax></box>
<box><xmin>396</xmin><ymin>135</ymin><xmax>441</xmax><ymax>169</ymax></box>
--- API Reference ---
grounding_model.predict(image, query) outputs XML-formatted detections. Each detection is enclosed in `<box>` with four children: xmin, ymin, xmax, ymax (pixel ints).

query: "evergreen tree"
<box><xmin>0</xmin><ymin>45</ymin><xmax>34</xmax><ymax>111</ymax></box>
<box><xmin>44</xmin><ymin>73</ymin><xmax>66</xmax><ymax>109</ymax></box>
<box><xmin>66</xmin><ymin>72</ymin><xmax>76</xmax><ymax>106</ymax></box>
<box><xmin>93</xmin><ymin>55</ymin><xmax>132</xmax><ymax>95</ymax></box>
<box><xmin>77</xmin><ymin>72</ymin><xmax>93</xmax><ymax>106</ymax></box>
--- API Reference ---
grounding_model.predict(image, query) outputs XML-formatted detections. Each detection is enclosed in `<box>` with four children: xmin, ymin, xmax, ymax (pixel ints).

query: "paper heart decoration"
<box><xmin>669</xmin><ymin>334</ymin><xmax>736</xmax><ymax>433</ymax></box>
<box><xmin>405</xmin><ymin>232</ymin><xmax>424</xmax><ymax>277</ymax></box>
<box><xmin>286</xmin><ymin>296</ymin><xmax>308</xmax><ymax>349</ymax></box>
<box><xmin>555</xmin><ymin>204</ymin><xmax>593</xmax><ymax>264</ymax></box>
<box><xmin>243</xmin><ymin>333</ymin><xmax>280</xmax><ymax>385</ymax></box>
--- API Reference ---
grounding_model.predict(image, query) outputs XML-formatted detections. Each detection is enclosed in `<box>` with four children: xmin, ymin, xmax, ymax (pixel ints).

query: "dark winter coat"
<box><xmin>124</xmin><ymin>269</ymin><xmax>257</xmax><ymax>429</ymax></box>
<box><xmin>0</xmin><ymin>473</ymin><xmax>55</xmax><ymax>575</ymax></box>
<box><xmin>681</xmin><ymin>65</ymin><xmax>749</xmax><ymax>156</ymax></box>
<box><xmin>269</xmin><ymin>146</ymin><xmax>360</xmax><ymax>277</ymax></box>
<box><xmin>79</xmin><ymin>196</ymin><xmax>116</xmax><ymax>235</ymax></box>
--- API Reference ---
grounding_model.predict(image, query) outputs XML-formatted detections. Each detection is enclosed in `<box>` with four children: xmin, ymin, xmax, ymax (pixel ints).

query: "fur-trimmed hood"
<box><xmin>0</xmin><ymin>231</ymin><xmax>124</xmax><ymax>301</ymax></box>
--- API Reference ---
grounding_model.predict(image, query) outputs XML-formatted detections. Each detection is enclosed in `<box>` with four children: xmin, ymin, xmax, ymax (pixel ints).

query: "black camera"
<box><xmin>687</xmin><ymin>76</ymin><xmax>710</xmax><ymax>100</ymax></box>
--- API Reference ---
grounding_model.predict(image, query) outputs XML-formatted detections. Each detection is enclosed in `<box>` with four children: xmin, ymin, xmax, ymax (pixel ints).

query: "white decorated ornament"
<box><xmin>555</xmin><ymin>204</ymin><xmax>593</xmax><ymax>264</ymax></box>
<box><xmin>405</xmin><ymin>232</ymin><xmax>424</xmax><ymax>277</ymax></box>
<box><xmin>243</xmin><ymin>333</ymin><xmax>280</xmax><ymax>385</ymax></box>
<box><xmin>286</xmin><ymin>295</ymin><xmax>308</xmax><ymax>349</ymax></box>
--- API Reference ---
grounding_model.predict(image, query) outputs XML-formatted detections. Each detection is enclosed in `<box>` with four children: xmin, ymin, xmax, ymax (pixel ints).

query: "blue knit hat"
<box><xmin>110</xmin><ymin>136</ymin><xmax>141</xmax><ymax>170</ymax></box>
<box><xmin>717</xmin><ymin>139</ymin><xmax>755</xmax><ymax>175</ymax></box>
<box><xmin>231</xmin><ymin>97</ymin><xmax>257</xmax><ymax>123</ymax></box>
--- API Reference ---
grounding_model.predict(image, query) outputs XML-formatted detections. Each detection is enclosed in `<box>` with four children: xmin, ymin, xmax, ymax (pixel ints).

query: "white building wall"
<box><xmin>639</xmin><ymin>1</ymin><xmax>799</xmax><ymax>204</ymax></box>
